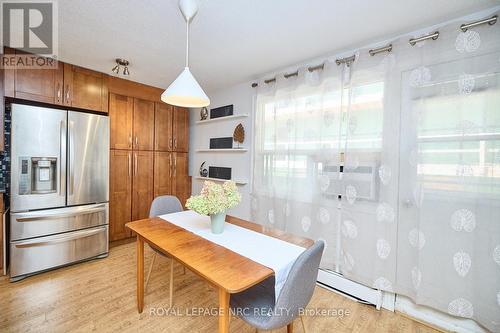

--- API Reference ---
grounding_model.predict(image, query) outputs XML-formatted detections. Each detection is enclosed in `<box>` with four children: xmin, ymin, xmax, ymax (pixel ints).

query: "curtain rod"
<box><xmin>409</xmin><ymin>31</ymin><xmax>439</xmax><ymax>46</ymax></box>
<box><xmin>461</xmin><ymin>14</ymin><xmax>497</xmax><ymax>32</ymax></box>
<box><xmin>251</xmin><ymin>13</ymin><xmax>498</xmax><ymax>88</ymax></box>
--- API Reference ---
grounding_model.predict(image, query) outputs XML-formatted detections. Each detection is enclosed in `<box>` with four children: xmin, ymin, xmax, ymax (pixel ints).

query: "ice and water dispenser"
<box><xmin>18</xmin><ymin>157</ymin><xmax>57</xmax><ymax>195</ymax></box>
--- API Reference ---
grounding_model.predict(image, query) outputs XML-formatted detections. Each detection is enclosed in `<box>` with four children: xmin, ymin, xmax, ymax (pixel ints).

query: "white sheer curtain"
<box><xmin>252</xmin><ymin>8</ymin><xmax>500</xmax><ymax>332</ymax></box>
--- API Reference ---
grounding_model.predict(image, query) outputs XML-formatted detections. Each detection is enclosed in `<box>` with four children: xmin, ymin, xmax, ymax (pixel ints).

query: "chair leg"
<box><xmin>145</xmin><ymin>252</ymin><xmax>157</xmax><ymax>292</ymax></box>
<box><xmin>169</xmin><ymin>258</ymin><xmax>174</xmax><ymax>308</ymax></box>
<box><xmin>300</xmin><ymin>315</ymin><xmax>307</xmax><ymax>333</ymax></box>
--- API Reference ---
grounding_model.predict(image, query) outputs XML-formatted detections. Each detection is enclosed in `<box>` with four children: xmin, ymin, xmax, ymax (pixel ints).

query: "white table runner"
<box><xmin>159</xmin><ymin>210</ymin><xmax>306</xmax><ymax>302</ymax></box>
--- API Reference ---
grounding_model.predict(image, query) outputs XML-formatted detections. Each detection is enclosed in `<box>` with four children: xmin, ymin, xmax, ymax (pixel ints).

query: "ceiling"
<box><xmin>58</xmin><ymin>0</ymin><xmax>498</xmax><ymax>93</ymax></box>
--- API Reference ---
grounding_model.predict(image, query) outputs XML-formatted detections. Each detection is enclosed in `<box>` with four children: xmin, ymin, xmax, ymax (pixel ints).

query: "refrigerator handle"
<box><xmin>12</xmin><ymin>226</ymin><xmax>106</xmax><ymax>248</ymax></box>
<box><xmin>69</xmin><ymin>120</ymin><xmax>75</xmax><ymax>195</ymax></box>
<box><xmin>60</xmin><ymin>120</ymin><xmax>67</xmax><ymax>197</ymax></box>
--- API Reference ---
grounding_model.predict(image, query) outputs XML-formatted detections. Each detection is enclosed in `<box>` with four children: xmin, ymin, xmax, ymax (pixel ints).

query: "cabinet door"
<box><xmin>133</xmin><ymin>99</ymin><xmax>155</xmax><ymax>151</ymax></box>
<box><xmin>64</xmin><ymin>64</ymin><xmax>109</xmax><ymax>113</ymax></box>
<box><xmin>10</xmin><ymin>50</ymin><xmax>64</xmax><ymax>104</ymax></box>
<box><xmin>109</xmin><ymin>93</ymin><xmax>133</xmax><ymax>150</ymax></box>
<box><xmin>173</xmin><ymin>106</ymin><xmax>189</xmax><ymax>152</ymax></box>
<box><xmin>132</xmin><ymin>151</ymin><xmax>154</xmax><ymax>221</ymax></box>
<box><xmin>110</xmin><ymin>150</ymin><xmax>132</xmax><ymax>241</ymax></box>
<box><xmin>172</xmin><ymin>152</ymin><xmax>190</xmax><ymax>208</ymax></box>
<box><xmin>154</xmin><ymin>103</ymin><xmax>173</xmax><ymax>151</ymax></box>
<box><xmin>154</xmin><ymin>152</ymin><xmax>172</xmax><ymax>198</ymax></box>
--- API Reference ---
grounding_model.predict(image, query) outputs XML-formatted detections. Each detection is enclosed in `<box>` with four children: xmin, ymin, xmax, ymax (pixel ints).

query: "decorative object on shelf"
<box><xmin>161</xmin><ymin>0</ymin><xmax>210</xmax><ymax>107</ymax></box>
<box><xmin>210</xmin><ymin>105</ymin><xmax>234</xmax><ymax>119</ymax></box>
<box><xmin>209</xmin><ymin>166</ymin><xmax>232</xmax><ymax>180</ymax></box>
<box><xmin>199</xmin><ymin>161</ymin><xmax>208</xmax><ymax>177</ymax></box>
<box><xmin>186</xmin><ymin>180</ymin><xmax>241</xmax><ymax>234</ymax></box>
<box><xmin>111</xmin><ymin>58</ymin><xmax>130</xmax><ymax>76</ymax></box>
<box><xmin>200</xmin><ymin>107</ymin><xmax>209</xmax><ymax>120</ymax></box>
<box><xmin>210</xmin><ymin>137</ymin><xmax>233</xmax><ymax>149</ymax></box>
<box><xmin>233</xmin><ymin>123</ymin><xmax>245</xmax><ymax>148</ymax></box>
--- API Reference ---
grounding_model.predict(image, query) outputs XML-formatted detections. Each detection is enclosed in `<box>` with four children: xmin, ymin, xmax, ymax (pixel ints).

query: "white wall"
<box><xmin>189</xmin><ymin>81</ymin><xmax>254</xmax><ymax>220</ymax></box>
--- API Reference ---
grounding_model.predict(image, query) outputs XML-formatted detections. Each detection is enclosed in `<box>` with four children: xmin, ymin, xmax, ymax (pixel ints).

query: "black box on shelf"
<box><xmin>210</xmin><ymin>137</ymin><xmax>233</xmax><ymax>149</ymax></box>
<box><xmin>209</xmin><ymin>166</ymin><xmax>232</xmax><ymax>180</ymax></box>
<box><xmin>210</xmin><ymin>105</ymin><xmax>233</xmax><ymax>119</ymax></box>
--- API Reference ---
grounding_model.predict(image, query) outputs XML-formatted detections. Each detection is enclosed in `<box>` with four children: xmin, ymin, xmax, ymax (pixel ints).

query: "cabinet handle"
<box><xmin>174</xmin><ymin>154</ymin><xmax>177</xmax><ymax>177</ymax></box>
<box><xmin>56</xmin><ymin>83</ymin><xmax>61</xmax><ymax>102</ymax></box>
<box><xmin>128</xmin><ymin>134</ymin><xmax>132</xmax><ymax>149</ymax></box>
<box><xmin>169</xmin><ymin>154</ymin><xmax>172</xmax><ymax>178</ymax></box>
<box><xmin>128</xmin><ymin>152</ymin><xmax>132</xmax><ymax>178</ymax></box>
<box><xmin>135</xmin><ymin>136</ymin><xmax>138</xmax><ymax>148</ymax></box>
<box><xmin>65</xmin><ymin>85</ymin><xmax>70</xmax><ymax>104</ymax></box>
<box><xmin>134</xmin><ymin>153</ymin><xmax>138</xmax><ymax>176</ymax></box>
<box><xmin>173</xmin><ymin>138</ymin><xmax>177</xmax><ymax>149</ymax></box>
<box><xmin>169</xmin><ymin>138</ymin><xmax>173</xmax><ymax>150</ymax></box>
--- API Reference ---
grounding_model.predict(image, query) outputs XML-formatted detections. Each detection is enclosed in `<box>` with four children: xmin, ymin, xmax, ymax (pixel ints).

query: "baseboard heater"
<box><xmin>317</xmin><ymin>269</ymin><xmax>383</xmax><ymax>309</ymax></box>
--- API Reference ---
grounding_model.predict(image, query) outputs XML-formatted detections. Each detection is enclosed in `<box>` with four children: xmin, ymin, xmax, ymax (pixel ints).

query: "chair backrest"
<box><xmin>271</xmin><ymin>240</ymin><xmax>324</xmax><ymax>326</ymax></box>
<box><xmin>149</xmin><ymin>195</ymin><xmax>183</xmax><ymax>217</ymax></box>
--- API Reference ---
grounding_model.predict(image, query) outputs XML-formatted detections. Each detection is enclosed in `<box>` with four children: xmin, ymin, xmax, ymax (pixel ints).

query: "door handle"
<box><xmin>69</xmin><ymin>121</ymin><xmax>75</xmax><ymax>195</ymax></box>
<box><xmin>15</xmin><ymin>204</ymin><xmax>107</xmax><ymax>222</ymax></box>
<box><xmin>12</xmin><ymin>226</ymin><xmax>106</xmax><ymax>248</ymax></box>
<box><xmin>60</xmin><ymin>120</ymin><xmax>66</xmax><ymax>197</ymax></box>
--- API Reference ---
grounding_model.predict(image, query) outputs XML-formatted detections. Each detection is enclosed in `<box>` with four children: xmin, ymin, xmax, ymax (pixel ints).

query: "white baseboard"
<box><xmin>317</xmin><ymin>269</ymin><xmax>394</xmax><ymax>310</ymax></box>
<box><xmin>395</xmin><ymin>296</ymin><xmax>488</xmax><ymax>333</ymax></box>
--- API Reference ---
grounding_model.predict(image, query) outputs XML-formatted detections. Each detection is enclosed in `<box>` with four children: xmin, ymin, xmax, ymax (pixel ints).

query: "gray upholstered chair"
<box><xmin>145</xmin><ymin>195</ymin><xmax>185</xmax><ymax>307</ymax></box>
<box><xmin>230</xmin><ymin>240</ymin><xmax>324</xmax><ymax>333</ymax></box>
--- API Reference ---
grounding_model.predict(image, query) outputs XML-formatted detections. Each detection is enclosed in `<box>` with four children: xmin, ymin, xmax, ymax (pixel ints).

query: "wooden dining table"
<box><xmin>126</xmin><ymin>214</ymin><xmax>314</xmax><ymax>333</ymax></box>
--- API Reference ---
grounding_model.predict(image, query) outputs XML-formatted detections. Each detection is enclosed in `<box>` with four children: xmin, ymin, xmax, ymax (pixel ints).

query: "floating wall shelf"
<box><xmin>194</xmin><ymin>176</ymin><xmax>248</xmax><ymax>185</ymax></box>
<box><xmin>196</xmin><ymin>148</ymin><xmax>248</xmax><ymax>153</ymax></box>
<box><xmin>195</xmin><ymin>114</ymin><xmax>248</xmax><ymax>124</ymax></box>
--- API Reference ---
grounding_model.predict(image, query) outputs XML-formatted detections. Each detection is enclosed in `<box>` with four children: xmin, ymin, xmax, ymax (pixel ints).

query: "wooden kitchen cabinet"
<box><xmin>172</xmin><ymin>152</ymin><xmax>190</xmax><ymax>207</ymax></box>
<box><xmin>132</xmin><ymin>151</ymin><xmax>154</xmax><ymax>221</ymax></box>
<box><xmin>63</xmin><ymin>63</ymin><xmax>109</xmax><ymax>113</ymax></box>
<box><xmin>153</xmin><ymin>152</ymin><xmax>190</xmax><ymax>207</ymax></box>
<box><xmin>109</xmin><ymin>150</ymin><xmax>132</xmax><ymax>241</ymax></box>
<box><xmin>173</xmin><ymin>106</ymin><xmax>189</xmax><ymax>152</ymax></box>
<box><xmin>3</xmin><ymin>48</ymin><xmax>64</xmax><ymax>105</ymax></box>
<box><xmin>109</xmin><ymin>93</ymin><xmax>133</xmax><ymax>150</ymax></box>
<box><xmin>133</xmin><ymin>99</ymin><xmax>155</xmax><ymax>151</ymax></box>
<box><xmin>154</xmin><ymin>152</ymin><xmax>173</xmax><ymax>197</ymax></box>
<box><xmin>154</xmin><ymin>103</ymin><xmax>173</xmax><ymax>151</ymax></box>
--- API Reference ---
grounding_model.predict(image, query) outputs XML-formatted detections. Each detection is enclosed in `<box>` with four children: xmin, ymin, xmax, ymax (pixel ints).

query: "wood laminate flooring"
<box><xmin>0</xmin><ymin>241</ymin><xmax>441</xmax><ymax>333</ymax></box>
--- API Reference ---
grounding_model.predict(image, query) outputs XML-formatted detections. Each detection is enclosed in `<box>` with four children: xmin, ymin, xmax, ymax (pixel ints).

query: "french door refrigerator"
<box><xmin>9</xmin><ymin>104</ymin><xmax>109</xmax><ymax>281</ymax></box>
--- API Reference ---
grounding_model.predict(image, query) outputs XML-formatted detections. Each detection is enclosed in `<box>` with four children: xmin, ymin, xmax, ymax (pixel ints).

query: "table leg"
<box><xmin>218</xmin><ymin>288</ymin><xmax>230</xmax><ymax>333</ymax></box>
<box><xmin>137</xmin><ymin>236</ymin><xmax>144</xmax><ymax>313</ymax></box>
<box><xmin>287</xmin><ymin>321</ymin><xmax>294</xmax><ymax>333</ymax></box>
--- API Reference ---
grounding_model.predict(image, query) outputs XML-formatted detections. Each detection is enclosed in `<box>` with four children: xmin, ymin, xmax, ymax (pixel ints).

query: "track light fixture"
<box><xmin>112</xmin><ymin>58</ymin><xmax>130</xmax><ymax>76</ymax></box>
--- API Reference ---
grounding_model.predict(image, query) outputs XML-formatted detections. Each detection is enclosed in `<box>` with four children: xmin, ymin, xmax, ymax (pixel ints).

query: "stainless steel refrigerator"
<box><xmin>9</xmin><ymin>104</ymin><xmax>109</xmax><ymax>281</ymax></box>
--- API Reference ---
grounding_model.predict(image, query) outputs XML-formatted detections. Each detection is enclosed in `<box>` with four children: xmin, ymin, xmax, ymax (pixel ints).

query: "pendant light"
<box><xmin>161</xmin><ymin>0</ymin><xmax>210</xmax><ymax>107</ymax></box>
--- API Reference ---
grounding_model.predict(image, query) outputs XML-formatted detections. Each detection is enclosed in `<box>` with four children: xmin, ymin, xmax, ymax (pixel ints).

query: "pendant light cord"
<box><xmin>185</xmin><ymin>20</ymin><xmax>189</xmax><ymax>67</ymax></box>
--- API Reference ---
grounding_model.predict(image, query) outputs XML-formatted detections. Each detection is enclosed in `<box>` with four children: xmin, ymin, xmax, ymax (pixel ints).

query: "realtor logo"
<box><xmin>1</xmin><ymin>0</ymin><xmax>58</xmax><ymax>56</ymax></box>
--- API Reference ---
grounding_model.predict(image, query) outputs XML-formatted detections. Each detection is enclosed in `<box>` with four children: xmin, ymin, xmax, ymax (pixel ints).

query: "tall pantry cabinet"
<box><xmin>109</xmin><ymin>92</ymin><xmax>190</xmax><ymax>241</ymax></box>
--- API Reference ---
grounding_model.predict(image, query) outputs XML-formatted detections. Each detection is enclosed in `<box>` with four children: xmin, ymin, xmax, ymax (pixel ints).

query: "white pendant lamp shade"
<box><xmin>161</xmin><ymin>67</ymin><xmax>210</xmax><ymax>107</ymax></box>
<box><xmin>162</xmin><ymin>0</ymin><xmax>210</xmax><ymax>108</ymax></box>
